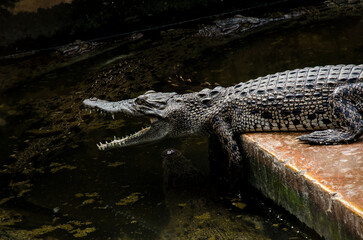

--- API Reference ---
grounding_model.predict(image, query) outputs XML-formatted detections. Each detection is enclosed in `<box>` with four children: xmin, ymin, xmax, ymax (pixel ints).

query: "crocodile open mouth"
<box><xmin>96</xmin><ymin>116</ymin><xmax>169</xmax><ymax>150</ymax></box>
<box><xmin>83</xmin><ymin>97</ymin><xmax>171</xmax><ymax>150</ymax></box>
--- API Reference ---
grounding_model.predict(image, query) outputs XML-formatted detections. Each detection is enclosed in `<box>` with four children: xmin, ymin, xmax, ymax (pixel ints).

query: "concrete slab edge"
<box><xmin>241</xmin><ymin>135</ymin><xmax>363</xmax><ymax>240</ymax></box>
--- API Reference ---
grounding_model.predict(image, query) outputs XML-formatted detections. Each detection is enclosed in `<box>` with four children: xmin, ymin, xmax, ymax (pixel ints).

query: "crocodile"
<box><xmin>197</xmin><ymin>1</ymin><xmax>363</xmax><ymax>38</ymax></box>
<box><xmin>197</xmin><ymin>12</ymin><xmax>303</xmax><ymax>38</ymax></box>
<box><xmin>83</xmin><ymin>64</ymin><xmax>363</xmax><ymax>169</ymax></box>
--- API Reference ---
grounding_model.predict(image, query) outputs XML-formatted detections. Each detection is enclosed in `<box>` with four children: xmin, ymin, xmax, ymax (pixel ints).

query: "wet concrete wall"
<box><xmin>0</xmin><ymin>0</ymin><xmax>316</xmax><ymax>56</ymax></box>
<box><xmin>242</xmin><ymin>133</ymin><xmax>363</xmax><ymax>240</ymax></box>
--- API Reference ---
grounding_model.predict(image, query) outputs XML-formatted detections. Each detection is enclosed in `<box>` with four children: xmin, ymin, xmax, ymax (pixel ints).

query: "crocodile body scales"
<box><xmin>83</xmin><ymin>64</ymin><xmax>363</xmax><ymax>168</ymax></box>
<box><xmin>223</xmin><ymin>64</ymin><xmax>362</xmax><ymax>134</ymax></box>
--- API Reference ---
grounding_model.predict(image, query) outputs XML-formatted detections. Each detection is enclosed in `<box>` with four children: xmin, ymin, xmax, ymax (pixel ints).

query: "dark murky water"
<box><xmin>0</xmin><ymin>13</ymin><xmax>362</xmax><ymax>240</ymax></box>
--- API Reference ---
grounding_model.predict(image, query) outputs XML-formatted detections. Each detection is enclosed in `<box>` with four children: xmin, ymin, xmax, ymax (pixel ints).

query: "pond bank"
<box><xmin>242</xmin><ymin>133</ymin><xmax>363</xmax><ymax>240</ymax></box>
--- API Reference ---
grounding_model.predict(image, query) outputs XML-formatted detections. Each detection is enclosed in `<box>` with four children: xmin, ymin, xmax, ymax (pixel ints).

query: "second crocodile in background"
<box><xmin>83</xmin><ymin>64</ymin><xmax>363</xmax><ymax>168</ymax></box>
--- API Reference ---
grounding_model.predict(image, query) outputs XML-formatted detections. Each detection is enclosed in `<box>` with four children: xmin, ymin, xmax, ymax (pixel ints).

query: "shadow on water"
<box><xmin>0</xmin><ymin>9</ymin><xmax>362</xmax><ymax>240</ymax></box>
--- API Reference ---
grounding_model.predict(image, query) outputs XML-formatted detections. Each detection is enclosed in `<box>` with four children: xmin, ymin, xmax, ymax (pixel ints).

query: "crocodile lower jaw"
<box><xmin>96</xmin><ymin>116</ymin><xmax>163</xmax><ymax>150</ymax></box>
<box><xmin>97</xmin><ymin>126</ymin><xmax>151</xmax><ymax>150</ymax></box>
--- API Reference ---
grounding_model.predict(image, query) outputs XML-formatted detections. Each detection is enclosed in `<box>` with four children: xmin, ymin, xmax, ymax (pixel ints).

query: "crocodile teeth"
<box><xmin>96</xmin><ymin>126</ymin><xmax>151</xmax><ymax>150</ymax></box>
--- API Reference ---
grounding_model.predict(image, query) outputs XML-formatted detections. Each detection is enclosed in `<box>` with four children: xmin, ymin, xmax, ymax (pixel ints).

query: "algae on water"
<box><xmin>116</xmin><ymin>192</ymin><xmax>143</xmax><ymax>206</ymax></box>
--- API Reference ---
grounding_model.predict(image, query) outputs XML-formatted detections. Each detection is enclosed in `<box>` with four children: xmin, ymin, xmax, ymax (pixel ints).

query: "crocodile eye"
<box><xmin>135</xmin><ymin>98</ymin><xmax>146</xmax><ymax>105</ymax></box>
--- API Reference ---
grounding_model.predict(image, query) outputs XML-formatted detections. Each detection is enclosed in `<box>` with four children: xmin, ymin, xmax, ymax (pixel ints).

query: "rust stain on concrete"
<box><xmin>242</xmin><ymin>132</ymin><xmax>363</xmax><ymax>240</ymax></box>
<box><xmin>8</xmin><ymin>0</ymin><xmax>73</xmax><ymax>15</ymax></box>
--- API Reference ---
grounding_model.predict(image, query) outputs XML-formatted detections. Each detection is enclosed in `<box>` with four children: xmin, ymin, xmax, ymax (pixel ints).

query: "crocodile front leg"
<box><xmin>298</xmin><ymin>83</ymin><xmax>363</xmax><ymax>144</ymax></box>
<box><xmin>211</xmin><ymin>116</ymin><xmax>242</xmax><ymax>167</ymax></box>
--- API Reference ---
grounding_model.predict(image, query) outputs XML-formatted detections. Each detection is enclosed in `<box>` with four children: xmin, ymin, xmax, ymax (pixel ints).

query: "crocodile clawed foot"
<box><xmin>297</xmin><ymin>129</ymin><xmax>355</xmax><ymax>145</ymax></box>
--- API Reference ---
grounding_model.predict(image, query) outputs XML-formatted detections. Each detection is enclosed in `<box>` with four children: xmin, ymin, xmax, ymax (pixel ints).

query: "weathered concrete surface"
<box><xmin>241</xmin><ymin>132</ymin><xmax>363</xmax><ymax>240</ymax></box>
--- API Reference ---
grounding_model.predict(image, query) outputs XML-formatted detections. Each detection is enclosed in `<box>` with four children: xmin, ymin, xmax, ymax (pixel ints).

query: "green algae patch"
<box><xmin>194</xmin><ymin>212</ymin><xmax>211</xmax><ymax>223</ymax></box>
<box><xmin>0</xmin><ymin>118</ymin><xmax>6</xmax><ymax>126</ymax></box>
<box><xmin>75</xmin><ymin>192</ymin><xmax>99</xmax><ymax>198</ymax></box>
<box><xmin>116</xmin><ymin>192</ymin><xmax>143</xmax><ymax>206</ymax></box>
<box><xmin>0</xmin><ymin>196</ymin><xmax>15</xmax><ymax>205</ymax></box>
<box><xmin>68</xmin><ymin>220</ymin><xmax>96</xmax><ymax>238</ymax></box>
<box><xmin>9</xmin><ymin>180</ymin><xmax>33</xmax><ymax>197</ymax></box>
<box><xmin>1</xmin><ymin>220</ymin><xmax>96</xmax><ymax>238</ymax></box>
<box><xmin>0</xmin><ymin>209</ymin><xmax>23</xmax><ymax>226</ymax></box>
<box><xmin>107</xmin><ymin>161</ymin><xmax>125</xmax><ymax>167</ymax></box>
<box><xmin>75</xmin><ymin>193</ymin><xmax>84</xmax><ymax>198</ymax></box>
<box><xmin>177</xmin><ymin>203</ymin><xmax>187</xmax><ymax>208</ymax></box>
<box><xmin>85</xmin><ymin>192</ymin><xmax>99</xmax><ymax>198</ymax></box>
<box><xmin>50</xmin><ymin>162</ymin><xmax>77</xmax><ymax>173</ymax></box>
<box><xmin>231</xmin><ymin>199</ymin><xmax>247</xmax><ymax>210</ymax></box>
<box><xmin>82</xmin><ymin>199</ymin><xmax>95</xmax><ymax>205</ymax></box>
<box><xmin>73</xmin><ymin>227</ymin><xmax>96</xmax><ymax>238</ymax></box>
<box><xmin>30</xmin><ymin>224</ymin><xmax>73</xmax><ymax>235</ymax></box>
<box><xmin>74</xmin><ymin>192</ymin><xmax>100</xmax><ymax>206</ymax></box>
<box><xmin>9</xmin><ymin>180</ymin><xmax>32</xmax><ymax>188</ymax></box>
<box><xmin>68</xmin><ymin>220</ymin><xmax>93</xmax><ymax>226</ymax></box>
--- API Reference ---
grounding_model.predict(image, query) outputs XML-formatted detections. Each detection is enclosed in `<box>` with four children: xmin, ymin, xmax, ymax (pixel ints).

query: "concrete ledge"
<box><xmin>241</xmin><ymin>132</ymin><xmax>363</xmax><ymax>240</ymax></box>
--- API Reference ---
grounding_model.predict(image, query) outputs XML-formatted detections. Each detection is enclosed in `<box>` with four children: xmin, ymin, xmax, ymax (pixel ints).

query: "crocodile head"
<box><xmin>83</xmin><ymin>89</ymin><xmax>219</xmax><ymax>150</ymax></box>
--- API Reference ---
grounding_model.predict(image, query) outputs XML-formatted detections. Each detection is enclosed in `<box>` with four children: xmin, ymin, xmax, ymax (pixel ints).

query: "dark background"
<box><xmin>0</xmin><ymin>0</ymin><xmax>317</xmax><ymax>56</ymax></box>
